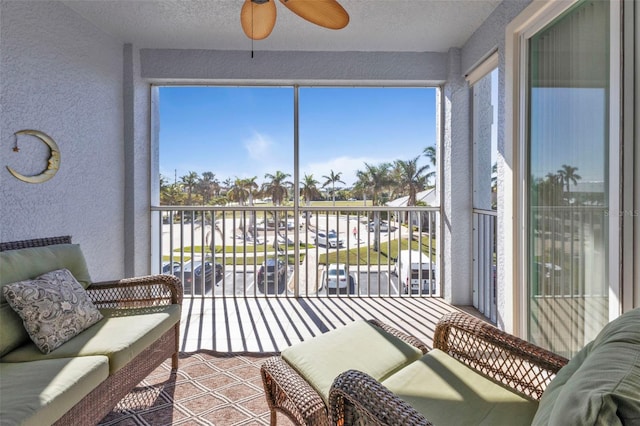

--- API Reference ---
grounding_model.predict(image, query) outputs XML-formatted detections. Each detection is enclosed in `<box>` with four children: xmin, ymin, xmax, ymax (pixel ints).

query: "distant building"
<box><xmin>387</xmin><ymin>189</ymin><xmax>438</xmax><ymax>230</ymax></box>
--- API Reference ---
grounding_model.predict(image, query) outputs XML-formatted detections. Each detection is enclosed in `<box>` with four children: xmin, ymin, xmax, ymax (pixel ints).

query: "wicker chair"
<box><xmin>262</xmin><ymin>312</ymin><xmax>568</xmax><ymax>426</ymax></box>
<box><xmin>329</xmin><ymin>312</ymin><xmax>570</xmax><ymax>425</ymax></box>
<box><xmin>0</xmin><ymin>236</ymin><xmax>183</xmax><ymax>425</ymax></box>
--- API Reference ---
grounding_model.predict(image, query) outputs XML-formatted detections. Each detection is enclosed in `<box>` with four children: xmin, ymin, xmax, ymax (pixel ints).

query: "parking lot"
<box><xmin>184</xmin><ymin>268</ymin><xmax>438</xmax><ymax>297</ymax></box>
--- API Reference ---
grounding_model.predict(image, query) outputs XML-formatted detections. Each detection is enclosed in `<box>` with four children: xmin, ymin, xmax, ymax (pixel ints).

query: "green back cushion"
<box><xmin>0</xmin><ymin>244</ymin><xmax>91</xmax><ymax>356</ymax></box>
<box><xmin>532</xmin><ymin>308</ymin><xmax>640</xmax><ymax>425</ymax></box>
<box><xmin>382</xmin><ymin>349</ymin><xmax>539</xmax><ymax>426</ymax></box>
<box><xmin>281</xmin><ymin>319</ymin><xmax>423</xmax><ymax>403</ymax></box>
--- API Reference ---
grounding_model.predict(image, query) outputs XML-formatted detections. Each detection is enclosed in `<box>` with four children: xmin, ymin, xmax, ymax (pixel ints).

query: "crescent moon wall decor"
<box><xmin>6</xmin><ymin>130</ymin><xmax>60</xmax><ymax>184</ymax></box>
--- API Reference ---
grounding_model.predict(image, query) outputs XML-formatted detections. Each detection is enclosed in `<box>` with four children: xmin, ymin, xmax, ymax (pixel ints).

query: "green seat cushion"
<box><xmin>382</xmin><ymin>349</ymin><xmax>539</xmax><ymax>426</ymax></box>
<box><xmin>532</xmin><ymin>307</ymin><xmax>640</xmax><ymax>426</ymax></box>
<box><xmin>1</xmin><ymin>305</ymin><xmax>180</xmax><ymax>374</ymax></box>
<box><xmin>281</xmin><ymin>319</ymin><xmax>423</xmax><ymax>403</ymax></box>
<box><xmin>0</xmin><ymin>244</ymin><xmax>92</xmax><ymax>357</ymax></box>
<box><xmin>0</xmin><ymin>356</ymin><xmax>109</xmax><ymax>426</ymax></box>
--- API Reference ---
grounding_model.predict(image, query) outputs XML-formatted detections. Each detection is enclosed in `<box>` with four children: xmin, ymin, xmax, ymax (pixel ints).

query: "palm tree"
<box><xmin>243</xmin><ymin>176</ymin><xmax>260</xmax><ymax>207</ymax></box>
<box><xmin>491</xmin><ymin>162</ymin><xmax>498</xmax><ymax>210</ymax></box>
<box><xmin>533</xmin><ymin>173</ymin><xmax>564</xmax><ymax>206</ymax></box>
<box><xmin>160</xmin><ymin>175</ymin><xmax>185</xmax><ymax>206</ymax></box>
<box><xmin>394</xmin><ymin>156</ymin><xmax>429</xmax><ymax>207</ymax></box>
<box><xmin>262</xmin><ymin>171</ymin><xmax>292</xmax><ymax>206</ymax></box>
<box><xmin>354</xmin><ymin>162</ymin><xmax>392</xmax><ymax>251</ymax></box>
<box><xmin>243</xmin><ymin>177</ymin><xmax>260</xmax><ymax>236</ymax></box>
<box><xmin>423</xmin><ymin>145</ymin><xmax>436</xmax><ymax>187</ymax></box>
<box><xmin>160</xmin><ymin>175</ymin><xmax>171</xmax><ymax>204</ymax></box>
<box><xmin>394</xmin><ymin>157</ymin><xmax>429</xmax><ymax>233</ymax></box>
<box><xmin>351</xmin><ymin>178</ymin><xmax>368</xmax><ymax>205</ymax></box>
<box><xmin>221</xmin><ymin>178</ymin><xmax>233</xmax><ymax>197</ymax></box>
<box><xmin>180</xmin><ymin>171</ymin><xmax>199</xmax><ymax>205</ymax></box>
<box><xmin>300</xmin><ymin>174</ymin><xmax>322</xmax><ymax>206</ymax></box>
<box><xmin>491</xmin><ymin>162</ymin><xmax>497</xmax><ymax>191</ymax></box>
<box><xmin>198</xmin><ymin>172</ymin><xmax>219</xmax><ymax>205</ymax></box>
<box><xmin>227</xmin><ymin>177</ymin><xmax>251</xmax><ymax>205</ymax></box>
<box><xmin>556</xmin><ymin>164</ymin><xmax>582</xmax><ymax>193</ymax></box>
<box><xmin>322</xmin><ymin>170</ymin><xmax>345</xmax><ymax>206</ymax></box>
<box><xmin>227</xmin><ymin>177</ymin><xmax>259</xmax><ymax>237</ymax></box>
<box><xmin>355</xmin><ymin>162</ymin><xmax>392</xmax><ymax>207</ymax></box>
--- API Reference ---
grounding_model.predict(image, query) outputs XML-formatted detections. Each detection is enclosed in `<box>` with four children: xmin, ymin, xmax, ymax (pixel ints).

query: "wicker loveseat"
<box><xmin>0</xmin><ymin>236</ymin><xmax>183</xmax><ymax>425</ymax></box>
<box><xmin>262</xmin><ymin>309</ymin><xmax>640</xmax><ymax>425</ymax></box>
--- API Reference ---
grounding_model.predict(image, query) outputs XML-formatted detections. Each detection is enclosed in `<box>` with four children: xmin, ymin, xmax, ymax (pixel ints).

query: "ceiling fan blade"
<box><xmin>279</xmin><ymin>0</ymin><xmax>349</xmax><ymax>30</ymax></box>
<box><xmin>241</xmin><ymin>0</ymin><xmax>277</xmax><ymax>40</ymax></box>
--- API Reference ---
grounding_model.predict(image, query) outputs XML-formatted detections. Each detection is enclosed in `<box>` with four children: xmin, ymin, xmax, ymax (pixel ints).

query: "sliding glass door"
<box><xmin>526</xmin><ymin>0</ymin><xmax>611</xmax><ymax>357</ymax></box>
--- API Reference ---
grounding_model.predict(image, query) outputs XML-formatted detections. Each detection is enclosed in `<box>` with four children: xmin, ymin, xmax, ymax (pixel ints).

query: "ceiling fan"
<box><xmin>240</xmin><ymin>0</ymin><xmax>350</xmax><ymax>40</ymax></box>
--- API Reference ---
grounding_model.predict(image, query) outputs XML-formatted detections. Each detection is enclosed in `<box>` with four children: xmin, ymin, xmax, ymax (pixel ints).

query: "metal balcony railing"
<box><xmin>472</xmin><ymin>208</ymin><xmax>497</xmax><ymax>323</ymax></box>
<box><xmin>151</xmin><ymin>206</ymin><xmax>440</xmax><ymax>299</ymax></box>
<box><xmin>529</xmin><ymin>205</ymin><xmax>607</xmax><ymax>298</ymax></box>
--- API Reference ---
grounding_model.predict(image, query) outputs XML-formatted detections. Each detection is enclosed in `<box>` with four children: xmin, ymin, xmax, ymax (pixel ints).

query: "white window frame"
<box><xmin>505</xmin><ymin>0</ymin><xmax>624</xmax><ymax>337</ymax></box>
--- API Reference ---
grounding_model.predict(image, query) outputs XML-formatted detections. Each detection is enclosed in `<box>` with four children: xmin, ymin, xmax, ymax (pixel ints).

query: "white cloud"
<box><xmin>244</xmin><ymin>131</ymin><xmax>272</xmax><ymax>161</ymax></box>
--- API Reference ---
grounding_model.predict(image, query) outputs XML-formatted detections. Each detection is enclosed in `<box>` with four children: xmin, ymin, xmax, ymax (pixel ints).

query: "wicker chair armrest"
<box><xmin>261</xmin><ymin>356</ymin><xmax>330</xmax><ymax>426</ymax></box>
<box><xmin>367</xmin><ymin>319</ymin><xmax>430</xmax><ymax>354</ymax></box>
<box><xmin>329</xmin><ymin>370</ymin><xmax>433</xmax><ymax>426</ymax></box>
<box><xmin>433</xmin><ymin>311</ymin><xmax>569</xmax><ymax>400</ymax></box>
<box><xmin>87</xmin><ymin>274</ymin><xmax>183</xmax><ymax>308</ymax></box>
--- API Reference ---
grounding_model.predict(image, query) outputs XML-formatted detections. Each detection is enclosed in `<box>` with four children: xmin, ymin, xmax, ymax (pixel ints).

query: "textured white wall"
<box><xmin>0</xmin><ymin>1</ymin><xmax>124</xmax><ymax>281</ymax></box>
<box><xmin>140</xmin><ymin>49</ymin><xmax>448</xmax><ymax>83</ymax></box>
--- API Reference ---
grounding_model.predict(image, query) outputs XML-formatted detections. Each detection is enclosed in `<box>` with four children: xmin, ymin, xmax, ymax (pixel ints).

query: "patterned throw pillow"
<box><xmin>2</xmin><ymin>268</ymin><xmax>103</xmax><ymax>354</ymax></box>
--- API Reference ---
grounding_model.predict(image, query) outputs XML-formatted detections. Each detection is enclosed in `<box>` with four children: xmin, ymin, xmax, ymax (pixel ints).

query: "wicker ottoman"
<box><xmin>260</xmin><ymin>319</ymin><xmax>429</xmax><ymax>425</ymax></box>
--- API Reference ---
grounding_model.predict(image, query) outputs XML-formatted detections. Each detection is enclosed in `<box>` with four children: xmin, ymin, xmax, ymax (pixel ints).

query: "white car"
<box><xmin>314</xmin><ymin>231</ymin><xmax>344</xmax><ymax>248</ymax></box>
<box><xmin>326</xmin><ymin>263</ymin><xmax>349</xmax><ymax>291</ymax></box>
<box><xmin>369</xmin><ymin>221</ymin><xmax>390</xmax><ymax>232</ymax></box>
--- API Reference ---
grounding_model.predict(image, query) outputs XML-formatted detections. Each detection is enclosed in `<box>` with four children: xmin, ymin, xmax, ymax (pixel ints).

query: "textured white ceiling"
<box><xmin>63</xmin><ymin>0</ymin><xmax>501</xmax><ymax>52</ymax></box>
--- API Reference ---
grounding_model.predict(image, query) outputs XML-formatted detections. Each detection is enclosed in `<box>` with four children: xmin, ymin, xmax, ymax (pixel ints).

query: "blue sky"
<box><xmin>159</xmin><ymin>86</ymin><xmax>436</xmax><ymax>187</ymax></box>
<box><xmin>530</xmin><ymin>87</ymin><xmax>606</xmax><ymax>184</ymax></box>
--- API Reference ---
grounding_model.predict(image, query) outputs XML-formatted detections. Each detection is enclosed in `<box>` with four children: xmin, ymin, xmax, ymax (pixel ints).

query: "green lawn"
<box><xmin>317</xmin><ymin>237</ymin><xmax>436</xmax><ymax>265</ymax></box>
<box><xmin>163</xmin><ymin>252</ymin><xmax>302</xmax><ymax>266</ymax></box>
<box><xmin>176</xmin><ymin>243</ymin><xmax>311</xmax><ymax>254</ymax></box>
<box><xmin>167</xmin><ymin>237</ymin><xmax>435</xmax><ymax>267</ymax></box>
<box><xmin>169</xmin><ymin>245</ymin><xmax>307</xmax><ymax>266</ymax></box>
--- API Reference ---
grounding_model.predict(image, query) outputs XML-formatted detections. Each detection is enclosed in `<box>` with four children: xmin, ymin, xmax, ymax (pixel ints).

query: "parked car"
<box><xmin>162</xmin><ymin>261</ymin><xmax>181</xmax><ymax>274</ymax></box>
<box><xmin>314</xmin><ymin>230</ymin><xmax>344</xmax><ymax>248</ymax></box>
<box><xmin>175</xmin><ymin>260</ymin><xmax>223</xmax><ymax>294</ymax></box>
<box><xmin>325</xmin><ymin>263</ymin><xmax>350</xmax><ymax>293</ymax></box>
<box><xmin>257</xmin><ymin>258</ymin><xmax>287</xmax><ymax>294</ymax></box>
<box><xmin>369</xmin><ymin>221</ymin><xmax>390</xmax><ymax>232</ymax></box>
<box><xmin>255</xmin><ymin>219</ymin><xmax>293</xmax><ymax>231</ymax></box>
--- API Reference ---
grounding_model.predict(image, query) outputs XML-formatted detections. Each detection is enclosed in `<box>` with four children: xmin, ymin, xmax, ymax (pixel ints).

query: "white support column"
<box><xmin>124</xmin><ymin>44</ymin><xmax>152</xmax><ymax>277</ymax></box>
<box><xmin>442</xmin><ymin>48</ymin><xmax>473</xmax><ymax>305</ymax></box>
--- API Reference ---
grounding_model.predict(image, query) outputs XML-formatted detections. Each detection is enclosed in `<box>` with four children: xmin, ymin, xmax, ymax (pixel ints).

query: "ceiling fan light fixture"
<box><xmin>240</xmin><ymin>0</ymin><xmax>277</xmax><ymax>40</ymax></box>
